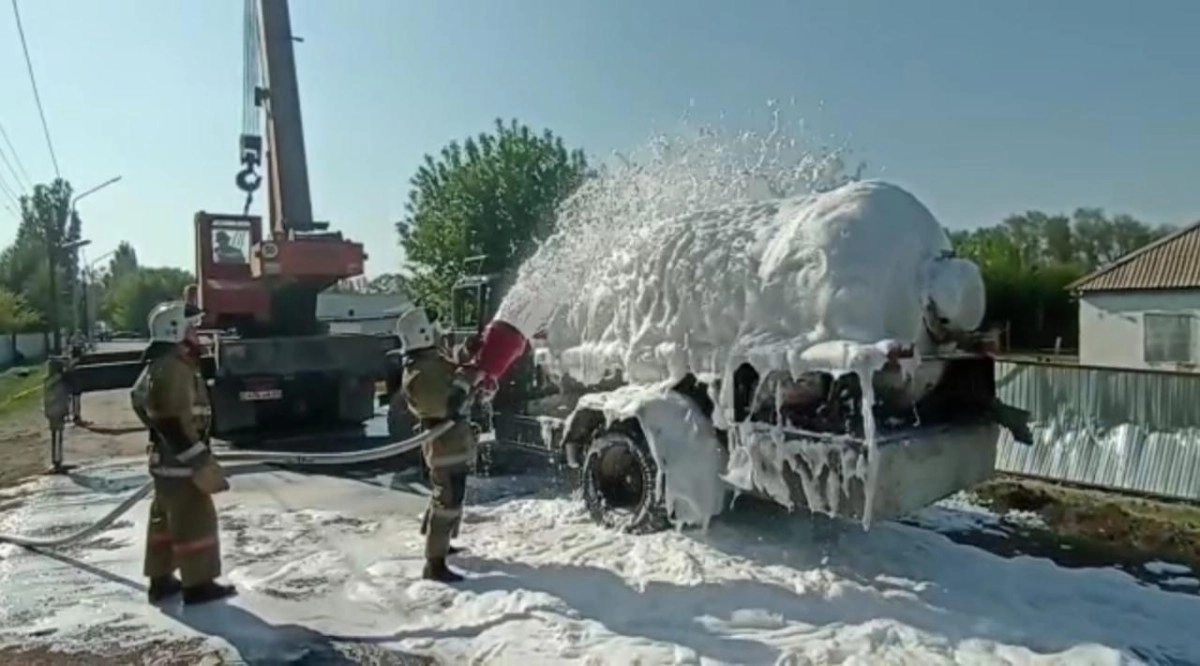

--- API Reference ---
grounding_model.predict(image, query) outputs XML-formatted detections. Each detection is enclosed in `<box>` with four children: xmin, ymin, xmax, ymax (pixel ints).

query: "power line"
<box><xmin>0</xmin><ymin>143</ymin><xmax>28</xmax><ymax>196</ymax></box>
<box><xmin>10</xmin><ymin>0</ymin><xmax>61</xmax><ymax>179</ymax></box>
<box><xmin>0</xmin><ymin>172</ymin><xmax>19</xmax><ymax>209</ymax></box>
<box><xmin>0</xmin><ymin>168</ymin><xmax>19</xmax><ymax>201</ymax></box>
<box><xmin>0</xmin><ymin>120</ymin><xmax>33</xmax><ymax>191</ymax></box>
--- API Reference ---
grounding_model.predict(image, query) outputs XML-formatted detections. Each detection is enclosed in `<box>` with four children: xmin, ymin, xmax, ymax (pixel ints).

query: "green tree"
<box><xmin>397</xmin><ymin>119</ymin><xmax>589</xmax><ymax>315</ymax></box>
<box><xmin>103</xmin><ymin>267</ymin><xmax>194</xmax><ymax>334</ymax></box>
<box><xmin>0</xmin><ymin>287</ymin><xmax>38</xmax><ymax>333</ymax></box>
<box><xmin>0</xmin><ymin>179</ymin><xmax>83</xmax><ymax>346</ymax></box>
<box><xmin>949</xmin><ymin>208</ymin><xmax>1173</xmax><ymax>350</ymax></box>
<box><xmin>104</xmin><ymin>241</ymin><xmax>139</xmax><ymax>289</ymax></box>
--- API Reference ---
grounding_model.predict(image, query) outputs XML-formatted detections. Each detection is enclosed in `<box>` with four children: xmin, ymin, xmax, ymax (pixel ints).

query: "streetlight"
<box><xmin>50</xmin><ymin>175</ymin><xmax>121</xmax><ymax>353</ymax></box>
<box><xmin>46</xmin><ymin>237</ymin><xmax>91</xmax><ymax>354</ymax></box>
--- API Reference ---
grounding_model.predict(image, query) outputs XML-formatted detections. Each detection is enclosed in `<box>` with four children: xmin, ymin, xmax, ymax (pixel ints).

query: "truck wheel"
<box><xmin>582</xmin><ymin>428</ymin><xmax>669</xmax><ymax>534</ymax></box>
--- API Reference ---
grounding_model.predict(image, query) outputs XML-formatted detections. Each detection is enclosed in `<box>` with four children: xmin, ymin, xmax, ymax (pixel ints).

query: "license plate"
<box><xmin>238</xmin><ymin>389</ymin><xmax>282</xmax><ymax>402</ymax></box>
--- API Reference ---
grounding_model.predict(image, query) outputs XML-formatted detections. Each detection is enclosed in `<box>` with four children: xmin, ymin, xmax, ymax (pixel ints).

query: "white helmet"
<box><xmin>394</xmin><ymin>307</ymin><xmax>436</xmax><ymax>352</ymax></box>
<box><xmin>147</xmin><ymin>301</ymin><xmax>203</xmax><ymax>344</ymax></box>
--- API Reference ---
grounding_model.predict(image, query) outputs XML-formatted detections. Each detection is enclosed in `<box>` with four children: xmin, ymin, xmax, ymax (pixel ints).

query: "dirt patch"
<box><xmin>969</xmin><ymin>475</ymin><xmax>1200</xmax><ymax>576</ymax></box>
<box><xmin>0</xmin><ymin>390</ymin><xmax>151</xmax><ymax>489</ymax></box>
<box><xmin>0</xmin><ymin>640</ymin><xmax>441</xmax><ymax>665</ymax></box>
<box><xmin>0</xmin><ymin>639</ymin><xmax>217</xmax><ymax>665</ymax></box>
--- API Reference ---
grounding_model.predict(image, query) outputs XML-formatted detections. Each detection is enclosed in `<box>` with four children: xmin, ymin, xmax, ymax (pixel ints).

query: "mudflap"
<box><xmin>760</xmin><ymin>422</ymin><xmax>1000</xmax><ymax>524</ymax></box>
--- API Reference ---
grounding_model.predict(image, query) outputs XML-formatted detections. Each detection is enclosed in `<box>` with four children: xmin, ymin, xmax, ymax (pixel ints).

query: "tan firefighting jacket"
<box><xmin>131</xmin><ymin>349</ymin><xmax>213</xmax><ymax>478</ymax></box>
<box><xmin>401</xmin><ymin>349</ymin><xmax>476</xmax><ymax>472</ymax></box>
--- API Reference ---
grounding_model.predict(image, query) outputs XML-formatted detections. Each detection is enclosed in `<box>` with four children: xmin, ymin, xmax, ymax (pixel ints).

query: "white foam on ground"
<box><xmin>909</xmin><ymin>493</ymin><xmax>1049</xmax><ymax>535</ymax></box>
<box><xmin>1145</xmin><ymin>560</ymin><xmax>1192</xmax><ymax>576</ymax></box>
<box><xmin>2</xmin><ymin>462</ymin><xmax>1198</xmax><ymax>664</ymax></box>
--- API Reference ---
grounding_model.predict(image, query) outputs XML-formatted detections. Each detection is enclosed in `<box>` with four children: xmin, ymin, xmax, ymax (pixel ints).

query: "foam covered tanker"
<box><xmin>463</xmin><ymin>180</ymin><xmax>1027</xmax><ymax>533</ymax></box>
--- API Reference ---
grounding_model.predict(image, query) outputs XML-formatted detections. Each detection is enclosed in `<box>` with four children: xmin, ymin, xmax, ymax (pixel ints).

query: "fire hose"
<box><xmin>0</xmin><ymin>421</ymin><xmax>454</xmax><ymax>550</ymax></box>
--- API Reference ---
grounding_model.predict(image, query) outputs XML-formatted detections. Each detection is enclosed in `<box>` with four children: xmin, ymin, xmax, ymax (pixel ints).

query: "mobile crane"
<box><xmin>53</xmin><ymin>0</ymin><xmax>397</xmax><ymax>445</ymax></box>
<box><xmin>179</xmin><ymin>0</ymin><xmax>395</xmax><ymax>440</ymax></box>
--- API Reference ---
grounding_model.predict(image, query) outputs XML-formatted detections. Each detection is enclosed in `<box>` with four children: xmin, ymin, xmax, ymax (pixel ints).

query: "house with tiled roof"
<box><xmin>1068</xmin><ymin>221</ymin><xmax>1200</xmax><ymax>371</ymax></box>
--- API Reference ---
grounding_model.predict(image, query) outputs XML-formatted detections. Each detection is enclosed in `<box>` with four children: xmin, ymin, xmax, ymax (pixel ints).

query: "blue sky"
<box><xmin>0</xmin><ymin>0</ymin><xmax>1196</xmax><ymax>275</ymax></box>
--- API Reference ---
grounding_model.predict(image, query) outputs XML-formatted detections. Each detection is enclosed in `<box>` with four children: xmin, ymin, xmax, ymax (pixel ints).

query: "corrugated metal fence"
<box><xmin>994</xmin><ymin>360</ymin><xmax>1200</xmax><ymax>501</ymax></box>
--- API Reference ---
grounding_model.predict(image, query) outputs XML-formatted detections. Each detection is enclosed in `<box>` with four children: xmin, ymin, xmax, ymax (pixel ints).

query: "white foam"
<box><xmin>1145</xmin><ymin>560</ymin><xmax>1192</xmax><ymax>576</ymax></box>
<box><xmin>507</xmin><ymin>175</ymin><xmax>981</xmax><ymax>528</ymax></box>
<box><xmin>577</xmin><ymin>382</ymin><xmax>725</xmax><ymax>530</ymax></box>
<box><xmin>527</xmin><ymin>181</ymin><xmax>974</xmax><ymax>391</ymax></box>
<box><xmin>4</xmin><ymin>463</ymin><xmax>1199</xmax><ymax>664</ymax></box>
<box><xmin>494</xmin><ymin>115</ymin><xmax>985</xmax><ymax>531</ymax></box>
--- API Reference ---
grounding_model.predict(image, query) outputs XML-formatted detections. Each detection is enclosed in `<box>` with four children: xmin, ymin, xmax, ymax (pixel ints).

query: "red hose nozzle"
<box><xmin>474</xmin><ymin>319</ymin><xmax>528</xmax><ymax>384</ymax></box>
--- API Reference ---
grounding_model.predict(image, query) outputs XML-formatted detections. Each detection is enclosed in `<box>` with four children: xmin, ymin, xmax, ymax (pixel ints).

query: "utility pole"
<box><xmin>59</xmin><ymin>175</ymin><xmax>120</xmax><ymax>350</ymax></box>
<box><xmin>46</xmin><ymin>236</ymin><xmax>89</xmax><ymax>354</ymax></box>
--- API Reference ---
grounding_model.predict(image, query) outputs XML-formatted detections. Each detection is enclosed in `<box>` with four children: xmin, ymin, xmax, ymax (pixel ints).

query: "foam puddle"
<box><xmin>496</xmin><ymin>137</ymin><xmax>983</xmax><ymax>528</ymax></box>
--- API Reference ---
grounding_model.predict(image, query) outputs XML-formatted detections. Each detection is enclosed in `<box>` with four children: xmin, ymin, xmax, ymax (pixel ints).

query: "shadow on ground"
<box><xmin>25</xmin><ymin>548</ymin><xmax>438</xmax><ymax>665</ymax></box>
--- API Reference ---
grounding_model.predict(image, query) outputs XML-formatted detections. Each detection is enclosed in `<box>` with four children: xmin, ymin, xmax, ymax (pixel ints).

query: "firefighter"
<box><xmin>131</xmin><ymin>300</ymin><xmax>236</xmax><ymax>605</ymax></box>
<box><xmin>395</xmin><ymin>306</ymin><xmax>477</xmax><ymax>583</ymax></box>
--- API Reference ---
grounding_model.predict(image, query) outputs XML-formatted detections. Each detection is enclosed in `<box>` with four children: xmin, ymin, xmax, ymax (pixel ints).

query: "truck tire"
<box><xmin>582</xmin><ymin>427</ymin><xmax>669</xmax><ymax>534</ymax></box>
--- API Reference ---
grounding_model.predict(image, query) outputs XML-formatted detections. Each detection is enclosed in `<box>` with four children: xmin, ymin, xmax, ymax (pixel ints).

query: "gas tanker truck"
<box><xmin>424</xmin><ymin>180</ymin><xmax>1031</xmax><ymax>533</ymax></box>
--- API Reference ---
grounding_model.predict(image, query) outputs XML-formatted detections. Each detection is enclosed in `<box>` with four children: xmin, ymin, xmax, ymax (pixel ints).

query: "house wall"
<box><xmin>1078</xmin><ymin>289</ymin><xmax>1200</xmax><ymax>371</ymax></box>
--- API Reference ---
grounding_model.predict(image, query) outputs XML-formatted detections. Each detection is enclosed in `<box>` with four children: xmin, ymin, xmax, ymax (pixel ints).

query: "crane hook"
<box><xmin>236</xmin><ymin>167</ymin><xmax>262</xmax><ymax>194</ymax></box>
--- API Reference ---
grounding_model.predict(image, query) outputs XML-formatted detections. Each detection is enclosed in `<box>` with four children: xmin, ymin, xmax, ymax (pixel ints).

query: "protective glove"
<box><xmin>475</xmin><ymin>376</ymin><xmax>499</xmax><ymax>404</ymax></box>
<box><xmin>446</xmin><ymin>375</ymin><xmax>474</xmax><ymax>419</ymax></box>
<box><xmin>192</xmin><ymin>458</ymin><xmax>230</xmax><ymax>494</ymax></box>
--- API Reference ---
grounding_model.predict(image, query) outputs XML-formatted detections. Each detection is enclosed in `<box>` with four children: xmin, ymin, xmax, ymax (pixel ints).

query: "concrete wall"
<box><xmin>0</xmin><ymin>332</ymin><xmax>49</xmax><ymax>369</ymax></box>
<box><xmin>1078</xmin><ymin>289</ymin><xmax>1200</xmax><ymax>371</ymax></box>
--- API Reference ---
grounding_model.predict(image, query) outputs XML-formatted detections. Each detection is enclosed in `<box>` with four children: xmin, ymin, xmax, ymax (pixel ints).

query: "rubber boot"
<box><xmin>182</xmin><ymin>581</ymin><xmax>238</xmax><ymax>606</ymax></box>
<box><xmin>147</xmin><ymin>575</ymin><xmax>183</xmax><ymax>603</ymax></box>
<box><xmin>422</xmin><ymin>558</ymin><xmax>463</xmax><ymax>583</ymax></box>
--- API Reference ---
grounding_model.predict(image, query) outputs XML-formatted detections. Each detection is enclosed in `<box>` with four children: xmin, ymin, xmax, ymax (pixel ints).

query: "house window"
<box><xmin>1143</xmin><ymin>313</ymin><xmax>1195</xmax><ymax>364</ymax></box>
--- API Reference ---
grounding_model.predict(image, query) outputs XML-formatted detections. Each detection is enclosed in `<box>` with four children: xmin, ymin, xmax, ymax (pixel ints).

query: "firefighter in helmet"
<box><xmin>131</xmin><ymin>300</ymin><xmax>235</xmax><ymax>605</ymax></box>
<box><xmin>395</xmin><ymin>306</ymin><xmax>477</xmax><ymax>583</ymax></box>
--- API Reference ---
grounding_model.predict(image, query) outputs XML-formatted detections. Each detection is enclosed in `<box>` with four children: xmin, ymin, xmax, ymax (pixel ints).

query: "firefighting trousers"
<box><xmin>421</xmin><ymin>467</ymin><xmax>468</xmax><ymax>560</ymax></box>
<box><xmin>143</xmin><ymin>477</ymin><xmax>222</xmax><ymax>587</ymax></box>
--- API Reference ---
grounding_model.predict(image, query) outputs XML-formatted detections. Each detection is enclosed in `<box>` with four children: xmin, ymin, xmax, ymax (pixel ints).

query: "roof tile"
<box><xmin>1069</xmin><ymin>221</ymin><xmax>1200</xmax><ymax>292</ymax></box>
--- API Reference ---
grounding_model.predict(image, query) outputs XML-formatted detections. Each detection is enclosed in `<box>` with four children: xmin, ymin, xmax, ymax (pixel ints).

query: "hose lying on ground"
<box><xmin>0</xmin><ymin>421</ymin><xmax>453</xmax><ymax>549</ymax></box>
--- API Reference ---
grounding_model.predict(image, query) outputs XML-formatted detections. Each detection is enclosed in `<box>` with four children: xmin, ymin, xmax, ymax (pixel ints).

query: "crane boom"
<box><xmin>257</xmin><ymin>0</ymin><xmax>316</xmax><ymax>233</ymax></box>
